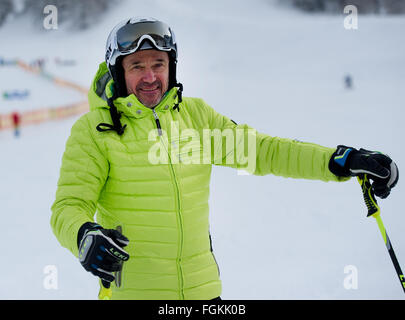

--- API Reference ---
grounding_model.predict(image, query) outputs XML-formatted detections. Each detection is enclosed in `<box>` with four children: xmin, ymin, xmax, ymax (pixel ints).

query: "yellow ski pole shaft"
<box><xmin>98</xmin><ymin>280</ymin><xmax>112</xmax><ymax>300</ymax></box>
<box><xmin>357</xmin><ymin>174</ymin><xmax>405</xmax><ymax>293</ymax></box>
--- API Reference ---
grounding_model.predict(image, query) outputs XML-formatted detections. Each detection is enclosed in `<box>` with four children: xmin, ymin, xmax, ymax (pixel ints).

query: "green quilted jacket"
<box><xmin>51</xmin><ymin>62</ymin><xmax>348</xmax><ymax>300</ymax></box>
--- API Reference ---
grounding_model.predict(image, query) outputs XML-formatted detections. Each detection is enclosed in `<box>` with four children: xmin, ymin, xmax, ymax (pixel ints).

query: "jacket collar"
<box><xmin>112</xmin><ymin>85</ymin><xmax>180</xmax><ymax>119</ymax></box>
<box><xmin>89</xmin><ymin>62</ymin><xmax>181</xmax><ymax>119</ymax></box>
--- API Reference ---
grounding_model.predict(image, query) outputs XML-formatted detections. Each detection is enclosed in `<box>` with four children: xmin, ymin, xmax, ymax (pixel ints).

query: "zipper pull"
<box><xmin>152</xmin><ymin>109</ymin><xmax>162</xmax><ymax>136</ymax></box>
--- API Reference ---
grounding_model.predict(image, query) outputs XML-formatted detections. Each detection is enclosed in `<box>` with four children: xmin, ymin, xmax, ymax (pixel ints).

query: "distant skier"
<box><xmin>11</xmin><ymin>111</ymin><xmax>21</xmax><ymax>137</ymax></box>
<box><xmin>51</xmin><ymin>17</ymin><xmax>399</xmax><ymax>301</ymax></box>
<box><xmin>344</xmin><ymin>74</ymin><xmax>353</xmax><ymax>89</ymax></box>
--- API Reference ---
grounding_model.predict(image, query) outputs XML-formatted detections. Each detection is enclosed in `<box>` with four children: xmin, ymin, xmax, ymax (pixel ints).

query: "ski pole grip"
<box><xmin>357</xmin><ymin>174</ymin><xmax>380</xmax><ymax>217</ymax></box>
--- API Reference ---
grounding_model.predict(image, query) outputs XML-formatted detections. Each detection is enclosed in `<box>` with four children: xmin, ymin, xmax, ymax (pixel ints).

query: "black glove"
<box><xmin>77</xmin><ymin>222</ymin><xmax>130</xmax><ymax>284</ymax></box>
<box><xmin>329</xmin><ymin>145</ymin><xmax>399</xmax><ymax>199</ymax></box>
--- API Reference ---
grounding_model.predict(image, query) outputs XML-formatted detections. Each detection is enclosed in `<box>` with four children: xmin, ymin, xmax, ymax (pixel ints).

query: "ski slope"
<box><xmin>0</xmin><ymin>0</ymin><xmax>404</xmax><ymax>299</ymax></box>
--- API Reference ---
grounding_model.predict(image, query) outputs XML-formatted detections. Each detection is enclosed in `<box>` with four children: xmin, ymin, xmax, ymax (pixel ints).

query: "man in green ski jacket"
<box><xmin>50</xmin><ymin>17</ymin><xmax>399</xmax><ymax>300</ymax></box>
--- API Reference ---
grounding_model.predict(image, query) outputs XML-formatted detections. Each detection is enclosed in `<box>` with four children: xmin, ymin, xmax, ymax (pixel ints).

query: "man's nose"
<box><xmin>141</xmin><ymin>68</ymin><xmax>156</xmax><ymax>83</ymax></box>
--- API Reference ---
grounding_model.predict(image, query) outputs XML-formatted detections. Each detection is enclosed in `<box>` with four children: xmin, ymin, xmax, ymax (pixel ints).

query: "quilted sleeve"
<box><xmin>50</xmin><ymin>114</ymin><xmax>109</xmax><ymax>257</ymax></box>
<box><xmin>203</xmin><ymin>101</ymin><xmax>348</xmax><ymax>182</ymax></box>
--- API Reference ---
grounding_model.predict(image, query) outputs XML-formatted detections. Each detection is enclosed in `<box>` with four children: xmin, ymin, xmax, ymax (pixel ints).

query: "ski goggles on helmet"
<box><xmin>108</xmin><ymin>19</ymin><xmax>177</xmax><ymax>67</ymax></box>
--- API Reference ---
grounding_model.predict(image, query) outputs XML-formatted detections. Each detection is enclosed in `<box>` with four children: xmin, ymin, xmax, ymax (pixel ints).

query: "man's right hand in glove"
<box><xmin>77</xmin><ymin>222</ymin><xmax>130</xmax><ymax>285</ymax></box>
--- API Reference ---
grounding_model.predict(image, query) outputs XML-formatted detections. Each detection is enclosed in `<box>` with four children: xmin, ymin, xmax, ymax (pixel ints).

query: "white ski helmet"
<box><xmin>105</xmin><ymin>17</ymin><xmax>179</xmax><ymax>97</ymax></box>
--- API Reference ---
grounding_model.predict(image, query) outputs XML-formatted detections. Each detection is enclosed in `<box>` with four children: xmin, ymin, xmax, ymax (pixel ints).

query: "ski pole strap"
<box><xmin>358</xmin><ymin>174</ymin><xmax>386</xmax><ymax>243</ymax></box>
<box><xmin>357</xmin><ymin>174</ymin><xmax>380</xmax><ymax>217</ymax></box>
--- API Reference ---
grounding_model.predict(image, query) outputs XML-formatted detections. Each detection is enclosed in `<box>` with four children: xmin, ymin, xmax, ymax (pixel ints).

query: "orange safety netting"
<box><xmin>0</xmin><ymin>59</ymin><xmax>90</xmax><ymax>131</ymax></box>
<box><xmin>0</xmin><ymin>101</ymin><xmax>89</xmax><ymax>130</ymax></box>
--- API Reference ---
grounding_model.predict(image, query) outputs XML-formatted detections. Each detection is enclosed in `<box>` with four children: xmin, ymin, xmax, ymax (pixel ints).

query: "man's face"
<box><xmin>122</xmin><ymin>49</ymin><xmax>170</xmax><ymax>108</ymax></box>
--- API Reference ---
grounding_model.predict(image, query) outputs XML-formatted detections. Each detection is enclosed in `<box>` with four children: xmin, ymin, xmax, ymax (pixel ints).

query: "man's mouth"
<box><xmin>139</xmin><ymin>86</ymin><xmax>160</xmax><ymax>93</ymax></box>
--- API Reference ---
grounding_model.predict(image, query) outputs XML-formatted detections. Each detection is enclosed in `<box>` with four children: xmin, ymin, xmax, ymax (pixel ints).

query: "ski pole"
<box><xmin>99</xmin><ymin>280</ymin><xmax>112</xmax><ymax>300</ymax></box>
<box><xmin>98</xmin><ymin>225</ymin><xmax>124</xmax><ymax>300</ymax></box>
<box><xmin>357</xmin><ymin>174</ymin><xmax>405</xmax><ymax>294</ymax></box>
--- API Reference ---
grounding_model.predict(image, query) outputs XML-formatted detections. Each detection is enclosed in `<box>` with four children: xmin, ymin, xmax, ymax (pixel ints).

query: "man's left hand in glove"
<box><xmin>329</xmin><ymin>145</ymin><xmax>399</xmax><ymax>199</ymax></box>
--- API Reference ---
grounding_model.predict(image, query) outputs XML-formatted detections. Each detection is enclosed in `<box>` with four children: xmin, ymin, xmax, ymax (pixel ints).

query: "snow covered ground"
<box><xmin>0</xmin><ymin>0</ymin><xmax>404</xmax><ymax>299</ymax></box>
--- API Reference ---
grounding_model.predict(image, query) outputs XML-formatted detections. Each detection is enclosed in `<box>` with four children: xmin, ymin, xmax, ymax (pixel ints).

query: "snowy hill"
<box><xmin>0</xmin><ymin>0</ymin><xmax>404</xmax><ymax>299</ymax></box>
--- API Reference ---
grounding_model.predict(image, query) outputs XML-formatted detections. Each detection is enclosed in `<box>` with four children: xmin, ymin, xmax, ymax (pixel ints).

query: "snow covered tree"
<box><xmin>382</xmin><ymin>0</ymin><xmax>405</xmax><ymax>14</ymax></box>
<box><xmin>340</xmin><ymin>0</ymin><xmax>381</xmax><ymax>14</ymax></box>
<box><xmin>23</xmin><ymin>0</ymin><xmax>121</xmax><ymax>30</ymax></box>
<box><xmin>290</xmin><ymin>0</ymin><xmax>325</xmax><ymax>12</ymax></box>
<box><xmin>0</xmin><ymin>0</ymin><xmax>13</xmax><ymax>27</ymax></box>
<box><xmin>282</xmin><ymin>0</ymin><xmax>405</xmax><ymax>14</ymax></box>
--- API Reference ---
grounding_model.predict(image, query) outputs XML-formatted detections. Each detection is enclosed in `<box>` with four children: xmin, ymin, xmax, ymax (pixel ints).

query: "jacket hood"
<box><xmin>88</xmin><ymin>62</ymin><xmax>113</xmax><ymax>112</ymax></box>
<box><xmin>88</xmin><ymin>62</ymin><xmax>181</xmax><ymax>118</ymax></box>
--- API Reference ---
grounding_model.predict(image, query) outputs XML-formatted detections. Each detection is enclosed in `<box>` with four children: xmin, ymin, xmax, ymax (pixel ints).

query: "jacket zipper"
<box><xmin>152</xmin><ymin>109</ymin><xmax>162</xmax><ymax>136</ymax></box>
<box><xmin>152</xmin><ymin>109</ymin><xmax>185</xmax><ymax>299</ymax></box>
